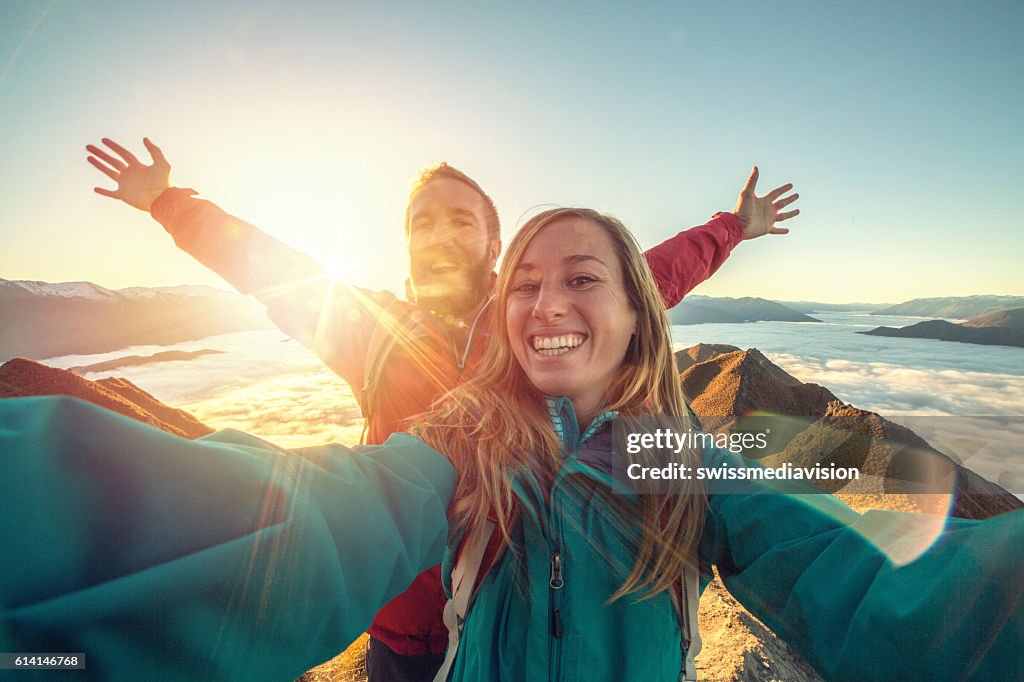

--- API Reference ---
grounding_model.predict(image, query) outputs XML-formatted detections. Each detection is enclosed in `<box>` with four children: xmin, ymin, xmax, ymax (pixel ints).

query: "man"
<box><xmin>86</xmin><ymin>137</ymin><xmax>799</xmax><ymax>681</ymax></box>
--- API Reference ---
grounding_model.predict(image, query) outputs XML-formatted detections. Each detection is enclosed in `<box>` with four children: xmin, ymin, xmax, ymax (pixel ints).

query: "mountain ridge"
<box><xmin>0</xmin><ymin>279</ymin><xmax>273</xmax><ymax>361</ymax></box>
<box><xmin>0</xmin><ymin>358</ymin><xmax>212</xmax><ymax>439</ymax></box>
<box><xmin>860</xmin><ymin>319</ymin><xmax>1024</xmax><ymax>349</ymax></box>
<box><xmin>873</xmin><ymin>295</ymin><xmax>1024</xmax><ymax>318</ymax></box>
<box><xmin>670</xmin><ymin>295</ymin><xmax>820</xmax><ymax>325</ymax></box>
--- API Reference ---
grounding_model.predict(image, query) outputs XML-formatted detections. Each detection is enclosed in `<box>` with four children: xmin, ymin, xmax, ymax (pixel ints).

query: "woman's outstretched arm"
<box><xmin>0</xmin><ymin>396</ymin><xmax>455</xmax><ymax>681</ymax></box>
<box><xmin>700</xmin><ymin>445</ymin><xmax>1024</xmax><ymax>681</ymax></box>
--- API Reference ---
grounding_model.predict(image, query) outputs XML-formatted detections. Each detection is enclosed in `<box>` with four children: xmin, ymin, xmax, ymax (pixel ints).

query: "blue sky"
<box><xmin>1</xmin><ymin>0</ymin><xmax>1022</xmax><ymax>302</ymax></box>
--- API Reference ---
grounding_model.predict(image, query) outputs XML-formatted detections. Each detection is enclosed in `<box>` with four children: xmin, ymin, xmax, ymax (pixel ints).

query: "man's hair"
<box><xmin>405</xmin><ymin>162</ymin><xmax>501</xmax><ymax>243</ymax></box>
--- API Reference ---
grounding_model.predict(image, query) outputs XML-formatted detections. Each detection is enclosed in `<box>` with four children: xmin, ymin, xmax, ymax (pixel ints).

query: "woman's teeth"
<box><xmin>532</xmin><ymin>334</ymin><xmax>584</xmax><ymax>356</ymax></box>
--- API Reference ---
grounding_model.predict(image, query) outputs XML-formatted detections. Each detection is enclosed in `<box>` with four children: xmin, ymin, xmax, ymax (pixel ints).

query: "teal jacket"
<box><xmin>1</xmin><ymin>396</ymin><xmax>1021</xmax><ymax>681</ymax></box>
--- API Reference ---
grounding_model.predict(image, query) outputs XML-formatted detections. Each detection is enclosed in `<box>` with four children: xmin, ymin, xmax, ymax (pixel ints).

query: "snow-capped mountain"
<box><xmin>0</xmin><ymin>279</ymin><xmax>236</xmax><ymax>302</ymax></box>
<box><xmin>0</xmin><ymin>278</ymin><xmax>122</xmax><ymax>300</ymax></box>
<box><xmin>116</xmin><ymin>284</ymin><xmax>235</xmax><ymax>300</ymax></box>
<box><xmin>1</xmin><ymin>278</ymin><xmax>272</xmax><ymax>361</ymax></box>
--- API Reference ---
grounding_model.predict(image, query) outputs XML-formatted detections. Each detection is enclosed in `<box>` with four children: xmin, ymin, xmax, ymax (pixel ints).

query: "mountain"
<box><xmin>675</xmin><ymin>344</ymin><xmax>1022</xmax><ymax>520</ymax></box>
<box><xmin>963</xmin><ymin>306</ymin><xmax>1024</xmax><ymax>330</ymax></box>
<box><xmin>70</xmin><ymin>349</ymin><xmax>225</xmax><ymax>374</ymax></box>
<box><xmin>670</xmin><ymin>301</ymin><xmax>746</xmax><ymax>324</ymax></box>
<box><xmin>859</xmin><ymin>319</ymin><xmax>1024</xmax><ymax>348</ymax></box>
<box><xmin>2</xmin><ymin>279</ymin><xmax>123</xmax><ymax>300</ymax></box>
<box><xmin>873</xmin><ymin>295</ymin><xmax>1024</xmax><ymax>318</ymax></box>
<box><xmin>680</xmin><ymin>347</ymin><xmax>839</xmax><ymax>425</ymax></box>
<box><xmin>775</xmin><ymin>300</ymin><xmax>891</xmax><ymax>313</ymax></box>
<box><xmin>669</xmin><ymin>296</ymin><xmax>820</xmax><ymax>325</ymax></box>
<box><xmin>116</xmin><ymin>284</ymin><xmax>233</xmax><ymax>300</ymax></box>
<box><xmin>674</xmin><ymin>343</ymin><xmax>742</xmax><ymax>372</ymax></box>
<box><xmin>0</xmin><ymin>358</ymin><xmax>212</xmax><ymax>439</ymax></box>
<box><xmin>0</xmin><ymin>278</ymin><xmax>274</xmax><ymax>361</ymax></box>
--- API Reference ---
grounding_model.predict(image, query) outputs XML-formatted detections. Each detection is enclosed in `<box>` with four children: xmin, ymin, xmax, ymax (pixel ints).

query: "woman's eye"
<box><xmin>569</xmin><ymin>275</ymin><xmax>596</xmax><ymax>287</ymax></box>
<box><xmin>512</xmin><ymin>281</ymin><xmax>539</xmax><ymax>293</ymax></box>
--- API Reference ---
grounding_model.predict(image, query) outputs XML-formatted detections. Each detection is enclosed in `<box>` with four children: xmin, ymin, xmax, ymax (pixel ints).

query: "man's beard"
<box><xmin>410</xmin><ymin>254</ymin><xmax>492</xmax><ymax>318</ymax></box>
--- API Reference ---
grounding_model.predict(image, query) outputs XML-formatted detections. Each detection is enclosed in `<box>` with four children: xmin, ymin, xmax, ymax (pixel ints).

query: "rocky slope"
<box><xmin>678</xmin><ymin>346</ymin><xmax>1021</xmax><ymax>520</ymax></box>
<box><xmin>0</xmin><ymin>358</ymin><xmax>212</xmax><ymax>439</ymax></box>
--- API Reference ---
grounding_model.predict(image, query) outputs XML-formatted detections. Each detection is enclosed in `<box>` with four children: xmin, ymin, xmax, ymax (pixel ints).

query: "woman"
<box><xmin>413</xmin><ymin>207</ymin><xmax>708</xmax><ymax>681</ymax></box>
<box><xmin>1</xmin><ymin>210</ymin><xmax>1021</xmax><ymax>681</ymax></box>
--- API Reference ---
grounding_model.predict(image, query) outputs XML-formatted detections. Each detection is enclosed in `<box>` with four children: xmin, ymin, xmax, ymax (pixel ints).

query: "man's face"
<box><xmin>407</xmin><ymin>178</ymin><xmax>499</xmax><ymax>316</ymax></box>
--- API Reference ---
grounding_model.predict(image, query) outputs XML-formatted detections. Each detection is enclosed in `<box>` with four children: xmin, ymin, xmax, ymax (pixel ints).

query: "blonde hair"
<box><xmin>415</xmin><ymin>208</ymin><xmax>705</xmax><ymax>600</ymax></box>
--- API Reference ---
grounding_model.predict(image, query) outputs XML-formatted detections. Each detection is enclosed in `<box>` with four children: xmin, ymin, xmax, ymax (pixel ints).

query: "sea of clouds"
<box><xmin>42</xmin><ymin>312</ymin><xmax>1024</xmax><ymax>489</ymax></box>
<box><xmin>46</xmin><ymin>330</ymin><xmax>365</xmax><ymax>448</ymax></box>
<box><xmin>671</xmin><ymin>311</ymin><xmax>1024</xmax><ymax>492</ymax></box>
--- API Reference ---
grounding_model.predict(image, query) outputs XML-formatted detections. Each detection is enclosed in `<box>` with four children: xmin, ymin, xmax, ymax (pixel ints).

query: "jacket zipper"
<box><xmin>548</xmin><ymin>476</ymin><xmax>567</xmax><ymax>681</ymax></box>
<box><xmin>550</xmin><ymin>551</ymin><xmax>564</xmax><ymax>639</ymax></box>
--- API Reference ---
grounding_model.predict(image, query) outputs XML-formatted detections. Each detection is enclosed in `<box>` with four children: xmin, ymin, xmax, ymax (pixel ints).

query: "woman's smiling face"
<box><xmin>506</xmin><ymin>217</ymin><xmax>638</xmax><ymax>423</ymax></box>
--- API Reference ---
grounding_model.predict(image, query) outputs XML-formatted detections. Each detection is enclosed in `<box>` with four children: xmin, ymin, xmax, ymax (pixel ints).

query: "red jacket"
<box><xmin>151</xmin><ymin>187</ymin><xmax>744</xmax><ymax>655</ymax></box>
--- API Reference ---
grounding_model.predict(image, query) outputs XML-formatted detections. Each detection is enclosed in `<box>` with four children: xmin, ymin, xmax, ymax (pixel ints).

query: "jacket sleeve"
<box><xmin>150</xmin><ymin>188</ymin><xmax>392</xmax><ymax>390</ymax></box>
<box><xmin>643</xmin><ymin>212</ymin><xmax>744</xmax><ymax>308</ymax></box>
<box><xmin>698</xmin><ymin>445</ymin><xmax>1024</xmax><ymax>682</ymax></box>
<box><xmin>0</xmin><ymin>396</ymin><xmax>455</xmax><ymax>682</ymax></box>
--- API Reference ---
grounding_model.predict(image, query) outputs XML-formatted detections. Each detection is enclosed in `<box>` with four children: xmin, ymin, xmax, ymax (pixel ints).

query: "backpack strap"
<box><xmin>357</xmin><ymin>305</ymin><xmax>430</xmax><ymax>443</ymax></box>
<box><xmin>433</xmin><ymin>521</ymin><xmax>495</xmax><ymax>682</ymax></box>
<box><xmin>673</xmin><ymin>554</ymin><xmax>703</xmax><ymax>681</ymax></box>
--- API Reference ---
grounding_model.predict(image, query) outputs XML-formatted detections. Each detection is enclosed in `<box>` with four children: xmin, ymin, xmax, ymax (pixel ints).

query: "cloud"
<box><xmin>74</xmin><ymin>330</ymin><xmax>365</xmax><ymax>448</ymax></box>
<box><xmin>886</xmin><ymin>416</ymin><xmax>1024</xmax><ymax>494</ymax></box>
<box><xmin>768</xmin><ymin>353</ymin><xmax>1024</xmax><ymax>417</ymax></box>
<box><xmin>56</xmin><ymin>321</ymin><xmax>1024</xmax><ymax>462</ymax></box>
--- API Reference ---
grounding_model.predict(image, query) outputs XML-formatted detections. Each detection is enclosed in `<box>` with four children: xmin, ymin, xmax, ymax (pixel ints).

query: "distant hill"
<box><xmin>859</xmin><ymin>319</ymin><xmax>1024</xmax><ymax>348</ymax></box>
<box><xmin>964</xmin><ymin>307</ymin><xmax>1024</xmax><ymax>330</ymax></box>
<box><xmin>873</xmin><ymin>295</ymin><xmax>1024</xmax><ymax>318</ymax></box>
<box><xmin>0</xmin><ymin>279</ymin><xmax>273</xmax><ymax>361</ymax></box>
<box><xmin>775</xmin><ymin>300</ymin><xmax>891</xmax><ymax>313</ymax></box>
<box><xmin>670</xmin><ymin>296</ymin><xmax>819</xmax><ymax>325</ymax></box>
<box><xmin>0</xmin><ymin>358</ymin><xmax>212</xmax><ymax>438</ymax></box>
<box><xmin>70</xmin><ymin>349</ymin><xmax>226</xmax><ymax>375</ymax></box>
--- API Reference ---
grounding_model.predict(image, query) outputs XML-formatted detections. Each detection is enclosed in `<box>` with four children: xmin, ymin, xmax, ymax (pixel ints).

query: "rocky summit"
<box><xmin>0</xmin><ymin>358</ymin><xmax>212</xmax><ymax>439</ymax></box>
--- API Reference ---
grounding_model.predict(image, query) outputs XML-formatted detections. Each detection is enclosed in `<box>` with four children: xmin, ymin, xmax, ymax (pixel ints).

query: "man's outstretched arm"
<box><xmin>86</xmin><ymin>138</ymin><xmax>384</xmax><ymax>389</ymax></box>
<box><xmin>644</xmin><ymin>166</ymin><xmax>801</xmax><ymax>308</ymax></box>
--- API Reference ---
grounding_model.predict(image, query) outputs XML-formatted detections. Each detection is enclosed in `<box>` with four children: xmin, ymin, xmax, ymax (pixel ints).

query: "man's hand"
<box><xmin>86</xmin><ymin>138</ymin><xmax>170</xmax><ymax>212</ymax></box>
<box><xmin>733</xmin><ymin>166</ymin><xmax>800</xmax><ymax>240</ymax></box>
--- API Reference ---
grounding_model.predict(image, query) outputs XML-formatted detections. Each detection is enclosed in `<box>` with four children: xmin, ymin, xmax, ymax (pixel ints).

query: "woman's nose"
<box><xmin>532</xmin><ymin>282</ymin><xmax>568</xmax><ymax>321</ymax></box>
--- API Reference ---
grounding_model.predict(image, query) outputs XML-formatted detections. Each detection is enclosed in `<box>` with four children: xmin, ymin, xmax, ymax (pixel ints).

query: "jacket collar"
<box><xmin>545</xmin><ymin>395</ymin><xmax>618</xmax><ymax>454</ymax></box>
